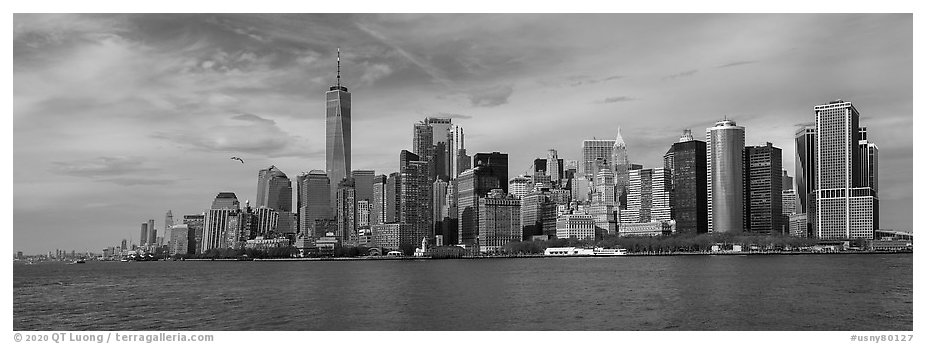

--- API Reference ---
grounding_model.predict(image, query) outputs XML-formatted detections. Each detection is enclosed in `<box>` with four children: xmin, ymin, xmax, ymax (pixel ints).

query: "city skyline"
<box><xmin>14</xmin><ymin>14</ymin><xmax>912</xmax><ymax>254</ymax></box>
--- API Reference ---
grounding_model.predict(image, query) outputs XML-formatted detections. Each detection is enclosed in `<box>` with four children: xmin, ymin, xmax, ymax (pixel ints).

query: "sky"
<box><xmin>13</xmin><ymin>14</ymin><xmax>913</xmax><ymax>254</ymax></box>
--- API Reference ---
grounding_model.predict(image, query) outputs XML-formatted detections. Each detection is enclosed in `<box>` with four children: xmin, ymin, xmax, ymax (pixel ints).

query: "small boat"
<box><xmin>75</xmin><ymin>259</ymin><xmax>86</xmax><ymax>264</ymax></box>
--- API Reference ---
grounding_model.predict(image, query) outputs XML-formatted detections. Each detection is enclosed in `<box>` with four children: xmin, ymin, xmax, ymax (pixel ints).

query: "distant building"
<box><xmin>457</xmin><ymin>166</ymin><xmax>500</xmax><ymax>248</ymax></box>
<box><xmin>520</xmin><ymin>190</ymin><xmax>557</xmax><ymax>240</ymax></box>
<box><xmin>371</xmin><ymin>223</ymin><xmax>409</xmax><ymax>252</ymax></box>
<box><xmin>619</xmin><ymin>221</ymin><xmax>674</xmax><ymax>237</ymax></box>
<box><xmin>202</xmin><ymin>192</ymin><xmax>242</xmax><ymax>252</ymax></box>
<box><xmin>399</xmin><ymin>150</ymin><xmax>432</xmax><ymax>246</ymax></box>
<box><xmin>371</xmin><ymin>174</ymin><xmax>387</xmax><ymax>226</ymax></box>
<box><xmin>508</xmin><ymin>175</ymin><xmax>533</xmax><ymax>199</ymax></box>
<box><xmin>582</xmin><ymin>138</ymin><xmax>615</xmax><ymax>180</ymax></box>
<box><xmin>795</xmin><ymin>125</ymin><xmax>816</xmax><ymax>237</ymax></box>
<box><xmin>298</xmin><ymin>170</ymin><xmax>331</xmax><ymax>237</ymax></box>
<box><xmin>556</xmin><ymin>214</ymin><xmax>596</xmax><ymax>240</ymax></box>
<box><xmin>385</xmin><ymin>172</ymin><xmax>400</xmax><ymax>223</ymax></box>
<box><xmin>147</xmin><ymin>219</ymin><xmax>156</xmax><ymax>247</ymax></box>
<box><xmin>351</xmin><ymin>170</ymin><xmax>375</xmax><ymax>203</ymax></box>
<box><xmin>788</xmin><ymin>213</ymin><xmax>807</xmax><ymax>237</ymax></box>
<box><xmin>706</xmin><ymin>119</ymin><xmax>745</xmax><ymax>233</ymax></box>
<box><xmin>473</xmin><ymin>152</ymin><xmax>509</xmax><ymax>193</ymax></box>
<box><xmin>256</xmin><ymin>165</ymin><xmax>292</xmax><ymax>212</ymax></box>
<box><xmin>140</xmin><ymin>222</ymin><xmax>149</xmax><ymax>246</ymax></box>
<box><xmin>335</xmin><ymin>178</ymin><xmax>357</xmax><ymax>245</ymax></box>
<box><xmin>183</xmin><ymin>214</ymin><xmax>205</xmax><ymax>254</ymax></box>
<box><xmin>168</xmin><ymin>224</ymin><xmax>190</xmax><ymax>255</ymax></box>
<box><xmin>622</xmin><ymin>168</ymin><xmax>671</xmax><ymax>224</ymax></box>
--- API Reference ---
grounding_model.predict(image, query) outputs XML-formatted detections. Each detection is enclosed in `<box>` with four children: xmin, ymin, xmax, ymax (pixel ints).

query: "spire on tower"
<box><xmin>336</xmin><ymin>47</ymin><xmax>341</xmax><ymax>88</ymax></box>
<box><xmin>614</xmin><ymin>126</ymin><xmax>626</xmax><ymax>147</ymax></box>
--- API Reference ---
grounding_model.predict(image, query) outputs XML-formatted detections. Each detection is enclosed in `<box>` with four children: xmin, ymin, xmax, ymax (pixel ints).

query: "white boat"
<box><xmin>544</xmin><ymin>247</ymin><xmax>627</xmax><ymax>256</ymax></box>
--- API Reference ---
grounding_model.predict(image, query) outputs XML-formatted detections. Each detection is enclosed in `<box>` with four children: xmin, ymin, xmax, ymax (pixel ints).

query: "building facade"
<box><xmin>744</xmin><ymin>143</ymin><xmax>783</xmax><ymax>234</ymax></box>
<box><xmin>706</xmin><ymin>119</ymin><xmax>745</xmax><ymax>233</ymax></box>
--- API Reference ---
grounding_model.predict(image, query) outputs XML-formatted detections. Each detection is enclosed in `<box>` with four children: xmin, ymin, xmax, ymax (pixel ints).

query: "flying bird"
<box><xmin>230</xmin><ymin>157</ymin><xmax>244</xmax><ymax>164</ymax></box>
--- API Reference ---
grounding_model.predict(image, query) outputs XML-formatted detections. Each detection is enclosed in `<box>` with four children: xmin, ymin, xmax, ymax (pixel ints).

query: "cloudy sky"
<box><xmin>13</xmin><ymin>14</ymin><xmax>912</xmax><ymax>254</ymax></box>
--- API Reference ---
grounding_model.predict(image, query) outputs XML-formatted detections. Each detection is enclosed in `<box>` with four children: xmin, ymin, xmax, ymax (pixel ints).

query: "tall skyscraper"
<box><xmin>546</xmin><ymin>149</ymin><xmax>560</xmax><ymax>186</ymax></box>
<box><xmin>147</xmin><ymin>219</ymin><xmax>156</xmax><ymax>246</ymax></box>
<box><xmin>385</xmin><ymin>172</ymin><xmax>400</xmax><ymax>223</ymax></box>
<box><xmin>432</xmin><ymin>179</ymin><xmax>448</xmax><ymax>233</ymax></box>
<box><xmin>706</xmin><ymin>119</ymin><xmax>745</xmax><ymax>233</ymax></box>
<box><xmin>183</xmin><ymin>214</ymin><xmax>205</xmax><ymax>254</ymax></box>
<box><xmin>664</xmin><ymin>132</ymin><xmax>708</xmax><ymax>235</ymax></box>
<box><xmin>203</xmin><ymin>192</ymin><xmax>241</xmax><ymax>252</ymax></box>
<box><xmin>335</xmin><ymin>178</ymin><xmax>357</xmax><ymax>244</ymax></box>
<box><xmin>256</xmin><ymin>165</ymin><xmax>292</xmax><ymax>212</ymax></box>
<box><xmin>508</xmin><ymin>175</ymin><xmax>533</xmax><ymax>199</ymax></box>
<box><xmin>520</xmin><ymin>190</ymin><xmax>557</xmax><ymax>239</ymax></box>
<box><xmin>371</xmin><ymin>174</ymin><xmax>387</xmax><ymax>226</ymax></box>
<box><xmin>795</xmin><ymin>125</ymin><xmax>816</xmax><ymax>237</ymax></box>
<box><xmin>164</xmin><ymin>210</ymin><xmax>173</xmax><ymax>229</ymax></box>
<box><xmin>814</xmin><ymin>100</ymin><xmax>878</xmax><ymax>239</ymax></box>
<box><xmin>139</xmin><ymin>223</ymin><xmax>148</xmax><ymax>246</ymax></box>
<box><xmin>326</xmin><ymin>49</ymin><xmax>351</xmax><ymax>208</ymax></box>
<box><xmin>744</xmin><ymin>143</ymin><xmax>784</xmax><ymax>234</ymax></box>
<box><xmin>611</xmin><ymin>127</ymin><xmax>635</xmax><ymax>208</ymax></box>
<box><xmin>582</xmin><ymin>138</ymin><xmax>615</xmax><ymax>180</ymax></box>
<box><xmin>782</xmin><ymin>170</ymin><xmax>794</xmax><ymax>192</ymax></box>
<box><xmin>399</xmin><ymin>150</ymin><xmax>432</xmax><ymax>246</ymax></box>
<box><xmin>473</xmin><ymin>152</ymin><xmax>509</xmax><ymax>193</ymax></box>
<box><xmin>298</xmin><ymin>170</ymin><xmax>331</xmax><ymax>237</ymax></box>
<box><xmin>450</xmin><ymin>124</ymin><xmax>469</xmax><ymax>178</ymax></box>
<box><xmin>478</xmin><ymin>190</ymin><xmax>521</xmax><ymax>254</ymax></box>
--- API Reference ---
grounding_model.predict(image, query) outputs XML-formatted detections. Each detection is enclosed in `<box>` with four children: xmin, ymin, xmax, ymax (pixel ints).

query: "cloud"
<box><xmin>52</xmin><ymin>156</ymin><xmax>155</xmax><ymax>178</ymax></box>
<box><xmin>717</xmin><ymin>60</ymin><xmax>757</xmax><ymax>68</ymax></box>
<box><xmin>664</xmin><ymin>69</ymin><xmax>698</xmax><ymax>80</ymax></box>
<box><xmin>151</xmin><ymin>113</ymin><xmax>311</xmax><ymax>158</ymax></box>
<box><xmin>570</xmin><ymin>75</ymin><xmax>624</xmax><ymax>87</ymax></box>
<box><xmin>359</xmin><ymin>62</ymin><xmax>394</xmax><ymax>86</ymax></box>
<box><xmin>100</xmin><ymin>178</ymin><xmax>175</xmax><ymax>186</ymax></box>
<box><xmin>438</xmin><ymin>112</ymin><xmax>473</xmax><ymax>119</ymax></box>
<box><xmin>465</xmin><ymin>85</ymin><xmax>514</xmax><ymax>107</ymax></box>
<box><xmin>601</xmin><ymin>96</ymin><xmax>636</xmax><ymax>103</ymax></box>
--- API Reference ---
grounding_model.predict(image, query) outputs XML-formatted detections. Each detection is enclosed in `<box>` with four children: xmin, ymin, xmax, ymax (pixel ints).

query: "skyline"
<box><xmin>13</xmin><ymin>14</ymin><xmax>912</xmax><ymax>254</ymax></box>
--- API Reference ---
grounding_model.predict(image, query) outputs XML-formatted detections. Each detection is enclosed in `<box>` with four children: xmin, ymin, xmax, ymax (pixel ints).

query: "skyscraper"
<box><xmin>203</xmin><ymin>192</ymin><xmax>241</xmax><ymax>252</ymax></box>
<box><xmin>547</xmin><ymin>149</ymin><xmax>560</xmax><ymax>186</ymax></box>
<box><xmin>611</xmin><ymin>127</ymin><xmax>634</xmax><ymax>208</ymax></box>
<box><xmin>147</xmin><ymin>219</ymin><xmax>156</xmax><ymax>247</ymax></box>
<box><xmin>372</xmin><ymin>174</ymin><xmax>387</xmax><ymax>226</ymax></box>
<box><xmin>257</xmin><ymin>165</ymin><xmax>292</xmax><ymax>212</ymax></box>
<box><xmin>432</xmin><ymin>179</ymin><xmax>448</xmax><ymax>233</ymax></box>
<box><xmin>782</xmin><ymin>170</ymin><xmax>794</xmax><ymax>192</ymax></box>
<box><xmin>520</xmin><ymin>190</ymin><xmax>557</xmax><ymax>239</ymax></box>
<box><xmin>478</xmin><ymin>190</ymin><xmax>521</xmax><ymax>254</ymax></box>
<box><xmin>582</xmin><ymin>138</ymin><xmax>615</xmax><ymax>180</ymax></box>
<box><xmin>744</xmin><ymin>143</ymin><xmax>784</xmax><ymax>234</ymax></box>
<box><xmin>795</xmin><ymin>125</ymin><xmax>816</xmax><ymax>237</ymax></box>
<box><xmin>298</xmin><ymin>170</ymin><xmax>331</xmax><ymax>237</ymax></box>
<box><xmin>399</xmin><ymin>150</ymin><xmax>432</xmax><ymax>246</ymax></box>
<box><xmin>508</xmin><ymin>175</ymin><xmax>533</xmax><ymax>199</ymax></box>
<box><xmin>450</xmin><ymin>124</ymin><xmax>468</xmax><ymax>178</ymax></box>
<box><xmin>457</xmin><ymin>166</ymin><xmax>500</xmax><ymax>248</ymax></box>
<box><xmin>385</xmin><ymin>172</ymin><xmax>400</xmax><ymax>223</ymax></box>
<box><xmin>706</xmin><ymin>119</ymin><xmax>745</xmax><ymax>233</ymax></box>
<box><xmin>326</xmin><ymin>49</ymin><xmax>351</xmax><ymax>208</ymax></box>
<box><xmin>664</xmin><ymin>132</ymin><xmax>708</xmax><ymax>235</ymax></box>
<box><xmin>335</xmin><ymin>178</ymin><xmax>357</xmax><ymax>244</ymax></box>
<box><xmin>813</xmin><ymin>100</ymin><xmax>878</xmax><ymax>239</ymax></box>
<box><xmin>473</xmin><ymin>152</ymin><xmax>509</xmax><ymax>193</ymax></box>
<box><xmin>140</xmin><ymin>222</ymin><xmax>148</xmax><ymax>246</ymax></box>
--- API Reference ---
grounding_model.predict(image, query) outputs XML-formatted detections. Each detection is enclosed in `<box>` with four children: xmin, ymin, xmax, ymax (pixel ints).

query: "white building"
<box><xmin>556</xmin><ymin>214</ymin><xmax>595</xmax><ymax>240</ymax></box>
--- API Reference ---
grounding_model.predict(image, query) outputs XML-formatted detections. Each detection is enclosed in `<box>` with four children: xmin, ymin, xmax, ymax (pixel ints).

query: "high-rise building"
<box><xmin>183</xmin><ymin>214</ymin><xmax>205</xmax><ymax>254</ymax></box>
<box><xmin>168</xmin><ymin>224</ymin><xmax>190</xmax><ymax>256</ymax></box>
<box><xmin>399</xmin><ymin>150</ymin><xmax>432</xmax><ymax>246</ymax></box>
<box><xmin>795</xmin><ymin>125</ymin><xmax>816</xmax><ymax>237</ymax></box>
<box><xmin>556</xmin><ymin>214</ymin><xmax>596</xmax><ymax>240</ymax></box>
<box><xmin>165</xmin><ymin>210</ymin><xmax>174</xmax><ymax>230</ymax></box>
<box><xmin>254</xmin><ymin>206</ymin><xmax>279</xmax><ymax>236</ymax></box>
<box><xmin>432</xmin><ymin>179</ymin><xmax>448</xmax><ymax>232</ymax></box>
<box><xmin>520</xmin><ymin>190</ymin><xmax>557</xmax><ymax>240</ymax></box>
<box><xmin>139</xmin><ymin>223</ymin><xmax>148</xmax><ymax>246</ymax></box>
<box><xmin>782</xmin><ymin>170</ymin><xmax>794</xmax><ymax>192</ymax></box>
<box><xmin>357</xmin><ymin>199</ymin><xmax>371</xmax><ymax>229</ymax></box>
<box><xmin>326</xmin><ymin>49</ymin><xmax>351</xmax><ymax>208</ymax></box>
<box><xmin>385</xmin><ymin>172</ymin><xmax>401</xmax><ymax>223</ymax></box>
<box><xmin>450</xmin><ymin>124</ymin><xmax>468</xmax><ymax>178</ymax></box>
<box><xmin>813</xmin><ymin>100</ymin><xmax>878</xmax><ymax>239</ymax></box>
<box><xmin>147</xmin><ymin>219</ymin><xmax>156</xmax><ymax>247</ymax></box>
<box><xmin>582</xmin><ymin>138</ymin><xmax>615</xmax><ymax>180</ymax></box>
<box><xmin>508</xmin><ymin>175</ymin><xmax>533</xmax><ymax>199</ymax></box>
<box><xmin>256</xmin><ymin>166</ymin><xmax>292</xmax><ymax>212</ymax></box>
<box><xmin>473</xmin><ymin>152</ymin><xmax>509</xmax><ymax>193</ymax></box>
<box><xmin>335</xmin><ymin>178</ymin><xmax>357</xmax><ymax>244</ymax></box>
<box><xmin>438</xmin><ymin>180</ymin><xmax>460</xmax><ymax>245</ymax></box>
<box><xmin>351</xmin><ymin>170</ymin><xmax>375</xmax><ymax>203</ymax></box>
<box><xmin>371</xmin><ymin>174</ymin><xmax>387</xmax><ymax>226</ymax></box>
<box><xmin>858</xmin><ymin>127</ymin><xmax>879</xmax><ymax>193</ymax></box>
<box><xmin>478</xmin><ymin>190</ymin><xmax>521</xmax><ymax>253</ymax></box>
<box><xmin>298</xmin><ymin>170</ymin><xmax>331</xmax><ymax>237</ymax></box>
<box><xmin>782</xmin><ymin>189</ymin><xmax>798</xmax><ymax>217</ymax></box>
<box><xmin>457</xmin><ymin>166</ymin><xmax>500</xmax><ymax>247</ymax></box>
<box><xmin>203</xmin><ymin>192</ymin><xmax>241</xmax><ymax>252</ymax></box>
<box><xmin>744</xmin><ymin>143</ymin><xmax>784</xmax><ymax>234</ymax></box>
<box><xmin>664</xmin><ymin>132</ymin><xmax>708</xmax><ymax>235</ymax></box>
<box><xmin>611</xmin><ymin>127</ymin><xmax>635</xmax><ymax>208</ymax></box>
<box><xmin>547</xmin><ymin>149</ymin><xmax>561</xmax><ymax>186</ymax></box>
<box><xmin>706</xmin><ymin>119</ymin><xmax>745</xmax><ymax>233</ymax></box>
<box><xmin>622</xmin><ymin>168</ymin><xmax>672</xmax><ymax>224</ymax></box>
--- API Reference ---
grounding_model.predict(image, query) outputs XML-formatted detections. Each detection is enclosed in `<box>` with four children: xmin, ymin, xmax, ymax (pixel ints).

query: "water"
<box><xmin>13</xmin><ymin>254</ymin><xmax>912</xmax><ymax>331</ymax></box>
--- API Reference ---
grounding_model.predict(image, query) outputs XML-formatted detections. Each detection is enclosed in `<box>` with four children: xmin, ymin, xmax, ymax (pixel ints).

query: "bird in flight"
<box><xmin>230</xmin><ymin>157</ymin><xmax>244</xmax><ymax>164</ymax></box>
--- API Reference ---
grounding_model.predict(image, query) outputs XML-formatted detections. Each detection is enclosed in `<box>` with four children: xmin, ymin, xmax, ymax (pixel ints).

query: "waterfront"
<box><xmin>13</xmin><ymin>254</ymin><xmax>912</xmax><ymax>331</ymax></box>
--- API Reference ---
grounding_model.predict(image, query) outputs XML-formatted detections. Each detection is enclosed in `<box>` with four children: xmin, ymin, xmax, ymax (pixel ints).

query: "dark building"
<box><xmin>744</xmin><ymin>143</ymin><xmax>784</xmax><ymax>234</ymax></box>
<box><xmin>326</xmin><ymin>50</ymin><xmax>351</xmax><ymax>211</ymax></box>
<box><xmin>335</xmin><ymin>178</ymin><xmax>357</xmax><ymax>244</ymax></box>
<box><xmin>385</xmin><ymin>172</ymin><xmax>401</xmax><ymax>223</ymax></box>
<box><xmin>795</xmin><ymin>126</ymin><xmax>816</xmax><ymax>237</ymax></box>
<box><xmin>664</xmin><ymin>137</ymin><xmax>708</xmax><ymax>235</ymax></box>
<box><xmin>473</xmin><ymin>152</ymin><xmax>509</xmax><ymax>193</ymax></box>
<box><xmin>139</xmin><ymin>223</ymin><xmax>148</xmax><ymax>246</ymax></box>
<box><xmin>350</xmin><ymin>170</ymin><xmax>375</xmax><ymax>202</ymax></box>
<box><xmin>456</xmin><ymin>166</ymin><xmax>500</xmax><ymax>247</ymax></box>
<box><xmin>183</xmin><ymin>214</ymin><xmax>205</xmax><ymax>255</ymax></box>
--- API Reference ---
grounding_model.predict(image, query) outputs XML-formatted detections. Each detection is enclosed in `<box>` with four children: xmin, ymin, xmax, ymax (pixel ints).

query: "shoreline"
<box><xmin>175</xmin><ymin>250</ymin><xmax>911</xmax><ymax>262</ymax></box>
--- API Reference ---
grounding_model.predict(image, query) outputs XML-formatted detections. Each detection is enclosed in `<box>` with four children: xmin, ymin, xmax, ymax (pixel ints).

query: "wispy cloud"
<box><xmin>717</xmin><ymin>60</ymin><xmax>757</xmax><ymax>68</ymax></box>
<box><xmin>600</xmin><ymin>96</ymin><xmax>637</xmax><ymax>104</ymax></box>
<box><xmin>570</xmin><ymin>75</ymin><xmax>624</xmax><ymax>87</ymax></box>
<box><xmin>664</xmin><ymin>69</ymin><xmax>698</xmax><ymax>80</ymax></box>
<box><xmin>52</xmin><ymin>156</ymin><xmax>155</xmax><ymax>178</ymax></box>
<box><xmin>464</xmin><ymin>85</ymin><xmax>514</xmax><ymax>107</ymax></box>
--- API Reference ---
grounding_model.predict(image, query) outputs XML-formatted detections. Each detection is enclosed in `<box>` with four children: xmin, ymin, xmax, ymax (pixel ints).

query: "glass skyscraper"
<box><xmin>664</xmin><ymin>132</ymin><xmax>708</xmax><ymax>235</ymax></box>
<box><xmin>706</xmin><ymin>119</ymin><xmax>745</xmax><ymax>233</ymax></box>
<box><xmin>326</xmin><ymin>50</ymin><xmax>351</xmax><ymax>208</ymax></box>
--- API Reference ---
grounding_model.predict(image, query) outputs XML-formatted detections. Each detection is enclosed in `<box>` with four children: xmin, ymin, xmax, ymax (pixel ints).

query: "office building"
<box><xmin>372</xmin><ymin>174</ymin><xmax>387</xmax><ymax>226</ymax></box>
<box><xmin>385</xmin><ymin>172</ymin><xmax>400</xmax><ymax>223</ymax></box>
<box><xmin>813</xmin><ymin>100</ymin><xmax>878</xmax><ymax>239</ymax></box>
<box><xmin>664</xmin><ymin>131</ymin><xmax>708</xmax><ymax>235</ymax></box>
<box><xmin>202</xmin><ymin>192</ymin><xmax>241</xmax><ymax>252</ymax></box>
<box><xmin>326</xmin><ymin>49</ymin><xmax>352</xmax><ymax>208</ymax></box>
<box><xmin>147</xmin><ymin>219</ymin><xmax>156</xmax><ymax>247</ymax></box>
<box><xmin>478</xmin><ymin>190</ymin><xmax>521</xmax><ymax>253</ymax></box>
<box><xmin>706</xmin><ymin>119</ymin><xmax>745</xmax><ymax>233</ymax></box>
<box><xmin>520</xmin><ymin>190</ymin><xmax>557</xmax><ymax>240</ymax></box>
<box><xmin>168</xmin><ymin>224</ymin><xmax>189</xmax><ymax>256</ymax></box>
<box><xmin>795</xmin><ymin>125</ymin><xmax>816</xmax><ymax>237</ymax></box>
<box><xmin>298</xmin><ymin>170</ymin><xmax>331</xmax><ymax>237</ymax></box>
<box><xmin>457</xmin><ymin>166</ymin><xmax>500</xmax><ymax>247</ymax></box>
<box><xmin>183</xmin><ymin>214</ymin><xmax>205</xmax><ymax>254</ymax></box>
<box><xmin>450</xmin><ymin>124</ymin><xmax>468</xmax><ymax>178</ymax></box>
<box><xmin>473</xmin><ymin>152</ymin><xmax>509</xmax><ymax>193</ymax></box>
<box><xmin>555</xmin><ymin>214</ymin><xmax>595</xmax><ymax>240</ymax></box>
<box><xmin>139</xmin><ymin>223</ymin><xmax>148</xmax><ymax>246</ymax></box>
<box><xmin>623</xmin><ymin>168</ymin><xmax>672</xmax><ymax>224</ymax></box>
<box><xmin>744</xmin><ymin>143</ymin><xmax>783</xmax><ymax>234</ymax></box>
<box><xmin>508</xmin><ymin>175</ymin><xmax>533</xmax><ymax>199</ymax></box>
<box><xmin>335</xmin><ymin>178</ymin><xmax>357</xmax><ymax>244</ymax></box>
<box><xmin>351</xmin><ymin>170</ymin><xmax>375</xmax><ymax>203</ymax></box>
<box><xmin>582</xmin><ymin>138</ymin><xmax>615</xmax><ymax>179</ymax></box>
<box><xmin>782</xmin><ymin>170</ymin><xmax>794</xmax><ymax>192</ymax></box>
<box><xmin>399</xmin><ymin>150</ymin><xmax>432</xmax><ymax>245</ymax></box>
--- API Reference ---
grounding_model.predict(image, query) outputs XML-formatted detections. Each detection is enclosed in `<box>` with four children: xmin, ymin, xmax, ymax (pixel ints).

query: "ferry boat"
<box><xmin>543</xmin><ymin>247</ymin><xmax>627</xmax><ymax>256</ymax></box>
